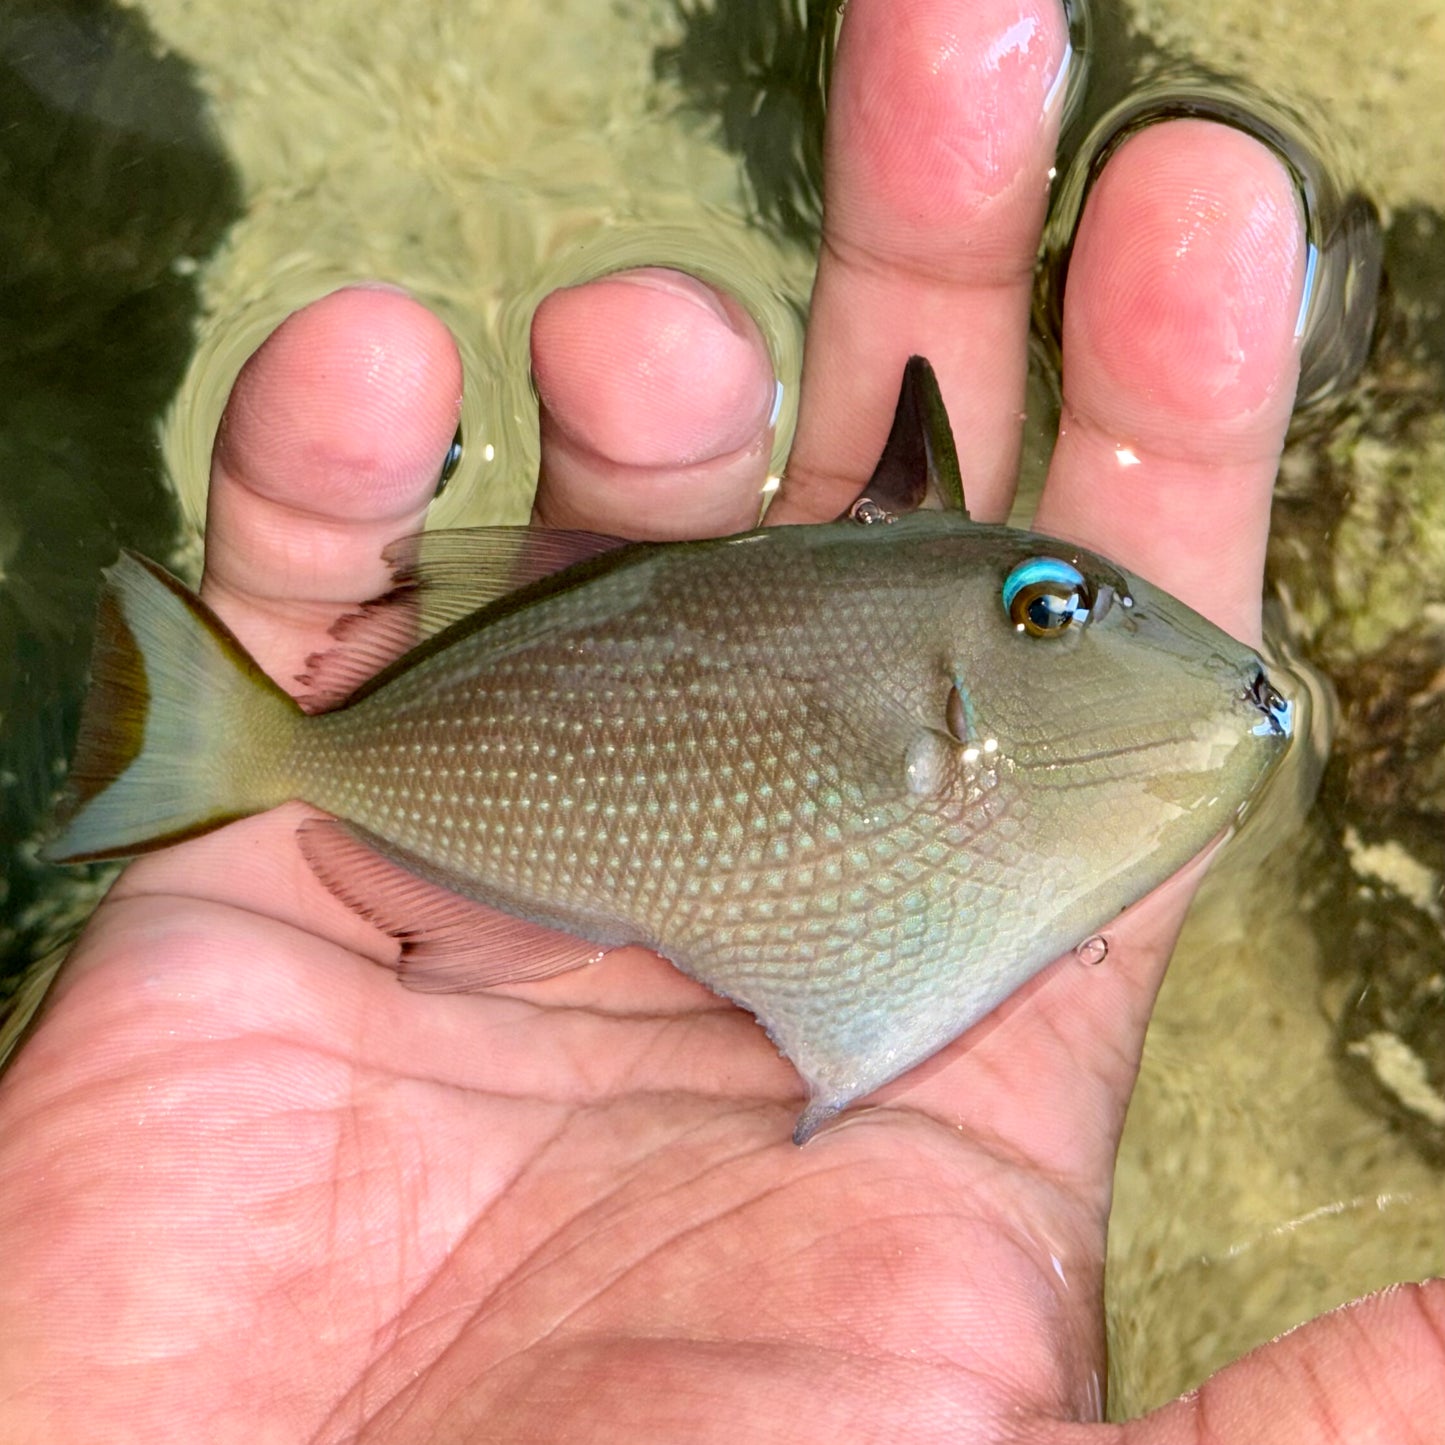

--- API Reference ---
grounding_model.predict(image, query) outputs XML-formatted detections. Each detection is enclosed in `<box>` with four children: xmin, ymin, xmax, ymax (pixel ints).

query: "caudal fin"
<box><xmin>45</xmin><ymin>552</ymin><xmax>303</xmax><ymax>863</ymax></box>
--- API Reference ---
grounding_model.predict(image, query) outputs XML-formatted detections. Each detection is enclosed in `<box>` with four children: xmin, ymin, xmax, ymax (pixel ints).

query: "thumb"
<box><xmin>1064</xmin><ymin>1280</ymin><xmax>1445</xmax><ymax>1444</ymax></box>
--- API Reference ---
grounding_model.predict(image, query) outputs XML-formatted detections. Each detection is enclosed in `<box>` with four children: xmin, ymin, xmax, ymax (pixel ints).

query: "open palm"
<box><xmin>3</xmin><ymin>2</ymin><xmax>1440</xmax><ymax>1441</ymax></box>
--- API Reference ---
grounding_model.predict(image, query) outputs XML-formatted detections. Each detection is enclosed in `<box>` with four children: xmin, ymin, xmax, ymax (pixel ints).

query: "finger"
<box><xmin>202</xmin><ymin>286</ymin><xmax>464</xmax><ymax>678</ymax></box>
<box><xmin>530</xmin><ymin>268</ymin><xmax>778</xmax><ymax>540</ymax></box>
<box><xmin>774</xmin><ymin>0</ymin><xmax>1071</xmax><ymax>523</ymax></box>
<box><xmin>1106</xmin><ymin>1280</ymin><xmax>1445</xmax><ymax>1445</ymax></box>
<box><xmin>1035</xmin><ymin>120</ymin><xmax>1308</xmax><ymax>644</ymax></box>
<box><xmin>885</xmin><ymin>124</ymin><xmax>1307</xmax><ymax>1186</ymax></box>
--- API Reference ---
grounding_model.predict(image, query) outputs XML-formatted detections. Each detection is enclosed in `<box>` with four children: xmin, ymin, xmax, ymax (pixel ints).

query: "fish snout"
<box><xmin>1245</xmin><ymin>665</ymin><xmax>1295</xmax><ymax>740</ymax></box>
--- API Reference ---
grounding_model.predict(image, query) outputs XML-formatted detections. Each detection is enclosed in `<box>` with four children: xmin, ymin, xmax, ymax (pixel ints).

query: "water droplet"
<box><xmin>1075</xmin><ymin>934</ymin><xmax>1108</xmax><ymax>967</ymax></box>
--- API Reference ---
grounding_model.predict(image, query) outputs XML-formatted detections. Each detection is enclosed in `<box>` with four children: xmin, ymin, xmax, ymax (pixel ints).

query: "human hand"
<box><xmin>2</xmin><ymin>1</ymin><xmax>1440</xmax><ymax>1440</ymax></box>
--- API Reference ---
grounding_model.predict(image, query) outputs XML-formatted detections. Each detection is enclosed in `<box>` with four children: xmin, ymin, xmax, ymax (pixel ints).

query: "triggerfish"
<box><xmin>47</xmin><ymin>358</ymin><xmax>1293</xmax><ymax>1142</ymax></box>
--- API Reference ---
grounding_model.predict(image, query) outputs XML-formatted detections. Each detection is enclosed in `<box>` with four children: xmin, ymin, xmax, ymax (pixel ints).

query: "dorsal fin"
<box><xmin>296</xmin><ymin>527</ymin><xmax>629</xmax><ymax>710</ymax></box>
<box><xmin>385</xmin><ymin>526</ymin><xmax>631</xmax><ymax>628</ymax></box>
<box><xmin>840</xmin><ymin>356</ymin><xmax>968</xmax><ymax>521</ymax></box>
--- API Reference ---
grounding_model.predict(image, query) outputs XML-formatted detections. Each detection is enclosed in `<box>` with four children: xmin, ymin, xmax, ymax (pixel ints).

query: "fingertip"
<box><xmin>531</xmin><ymin>268</ymin><xmax>776</xmax><ymax>539</ymax></box>
<box><xmin>1039</xmin><ymin>121</ymin><xmax>1309</xmax><ymax>643</ymax></box>
<box><xmin>827</xmin><ymin>0</ymin><xmax>1071</xmax><ymax>265</ymax></box>
<box><xmin>213</xmin><ymin>286</ymin><xmax>463</xmax><ymax>525</ymax></box>
<box><xmin>532</xmin><ymin>268</ymin><xmax>772</xmax><ymax>469</ymax></box>
<box><xmin>1062</xmin><ymin>121</ymin><xmax>1306</xmax><ymax>453</ymax></box>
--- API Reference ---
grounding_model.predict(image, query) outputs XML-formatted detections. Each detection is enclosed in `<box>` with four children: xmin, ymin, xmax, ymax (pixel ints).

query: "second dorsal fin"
<box><xmin>297</xmin><ymin>527</ymin><xmax>630</xmax><ymax>710</ymax></box>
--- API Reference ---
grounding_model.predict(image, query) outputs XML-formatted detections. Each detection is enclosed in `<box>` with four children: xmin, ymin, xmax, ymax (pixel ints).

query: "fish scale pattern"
<box><xmin>304</xmin><ymin>536</ymin><xmax>1000</xmax><ymax>960</ymax></box>
<box><xmin>286</xmin><ymin>515</ymin><xmax>1281</xmax><ymax>1119</ymax></box>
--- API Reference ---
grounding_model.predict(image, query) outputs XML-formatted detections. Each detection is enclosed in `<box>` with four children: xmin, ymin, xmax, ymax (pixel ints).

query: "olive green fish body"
<box><xmin>48</xmin><ymin>360</ymin><xmax>1292</xmax><ymax>1140</ymax></box>
<box><xmin>50</xmin><ymin>510</ymin><xmax>1288</xmax><ymax>1139</ymax></box>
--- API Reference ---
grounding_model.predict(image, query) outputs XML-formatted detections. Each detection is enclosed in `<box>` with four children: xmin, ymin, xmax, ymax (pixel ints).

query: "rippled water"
<box><xmin>1</xmin><ymin>0</ymin><xmax>1441</xmax><ymax>1416</ymax></box>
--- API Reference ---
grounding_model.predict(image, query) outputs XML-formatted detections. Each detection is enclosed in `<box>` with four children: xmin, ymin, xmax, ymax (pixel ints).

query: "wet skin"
<box><xmin>1</xmin><ymin>1</ymin><xmax>1441</xmax><ymax>1441</ymax></box>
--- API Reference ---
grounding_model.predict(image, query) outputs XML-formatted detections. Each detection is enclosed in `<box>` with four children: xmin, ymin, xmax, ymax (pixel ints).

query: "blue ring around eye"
<box><xmin>1002</xmin><ymin>557</ymin><xmax>1087</xmax><ymax>614</ymax></box>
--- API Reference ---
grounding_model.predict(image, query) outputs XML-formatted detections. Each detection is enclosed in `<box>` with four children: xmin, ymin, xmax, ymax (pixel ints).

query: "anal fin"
<box><xmin>297</xmin><ymin>817</ymin><xmax>609</xmax><ymax>991</ymax></box>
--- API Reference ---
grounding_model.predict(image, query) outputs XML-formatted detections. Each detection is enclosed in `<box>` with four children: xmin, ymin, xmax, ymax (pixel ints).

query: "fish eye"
<box><xmin>1002</xmin><ymin>557</ymin><xmax>1094</xmax><ymax>638</ymax></box>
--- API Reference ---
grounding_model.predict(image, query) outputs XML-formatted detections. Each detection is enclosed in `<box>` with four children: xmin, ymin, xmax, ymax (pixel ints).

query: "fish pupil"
<box><xmin>1028</xmin><ymin>593</ymin><xmax>1070</xmax><ymax>631</ymax></box>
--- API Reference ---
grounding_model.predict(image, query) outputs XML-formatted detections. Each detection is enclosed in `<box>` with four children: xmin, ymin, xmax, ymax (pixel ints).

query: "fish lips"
<box><xmin>1246</xmin><ymin>666</ymin><xmax>1295</xmax><ymax>740</ymax></box>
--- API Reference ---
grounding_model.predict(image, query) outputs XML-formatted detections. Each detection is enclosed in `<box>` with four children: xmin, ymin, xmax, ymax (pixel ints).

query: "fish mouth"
<box><xmin>1246</xmin><ymin>666</ymin><xmax>1294</xmax><ymax>739</ymax></box>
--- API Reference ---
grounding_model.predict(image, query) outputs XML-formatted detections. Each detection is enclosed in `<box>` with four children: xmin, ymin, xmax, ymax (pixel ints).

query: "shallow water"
<box><xmin>1</xmin><ymin>0</ymin><xmax>1441</xmax><ymax>1417</ymax></box>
